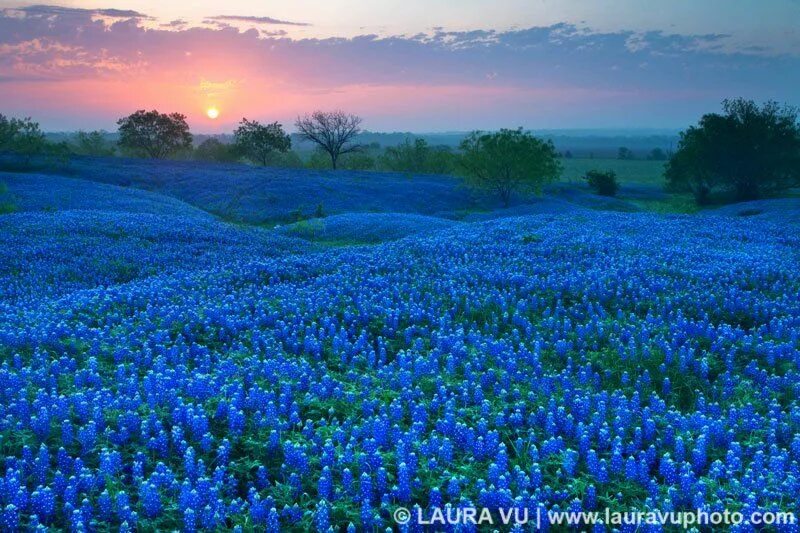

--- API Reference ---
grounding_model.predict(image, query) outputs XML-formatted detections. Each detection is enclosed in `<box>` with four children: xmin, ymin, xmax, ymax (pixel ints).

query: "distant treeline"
<box><xmin>43</xmin><ymin>130</ymin><xmax>678</xmax><ymax>161</ymax></box>
<box><xmin>4</xmin><ymin>98</ymin><xmax>799</xmax><ymax>205</ymax></box>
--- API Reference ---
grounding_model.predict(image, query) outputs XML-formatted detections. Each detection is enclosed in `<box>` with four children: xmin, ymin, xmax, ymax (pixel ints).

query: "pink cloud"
<box><xmin>0</xmin><ymin>6</ymin><xmax>797</xmax><ymax>130</ymax></box>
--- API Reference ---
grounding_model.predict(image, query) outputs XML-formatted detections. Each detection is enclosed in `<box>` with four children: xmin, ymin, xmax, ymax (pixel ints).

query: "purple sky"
<box><xmin>0</xmin><ymin>2</ymin><xmax>798</xmax><ymax>132</ymax></box>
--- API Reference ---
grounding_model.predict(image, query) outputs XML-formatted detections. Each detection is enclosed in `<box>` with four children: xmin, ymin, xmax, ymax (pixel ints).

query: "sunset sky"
<box><xmin>1</xmin><ymin>1</ymin><xmax>798</xmax><ymax>132</ymax></box>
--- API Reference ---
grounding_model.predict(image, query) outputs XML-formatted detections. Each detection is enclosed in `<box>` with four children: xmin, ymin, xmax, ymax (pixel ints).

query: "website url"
<box><xmin>394</xmin><ymin>506</ymin><xmax>797</xmax><ymax>529</ymax></box>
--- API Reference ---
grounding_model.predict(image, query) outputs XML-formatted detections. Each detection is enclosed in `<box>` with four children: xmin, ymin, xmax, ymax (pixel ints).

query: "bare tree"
<box><xmin>295</xmin><ymin>111</ymin><xmax>362</xmax><ymax>169</ymax></box>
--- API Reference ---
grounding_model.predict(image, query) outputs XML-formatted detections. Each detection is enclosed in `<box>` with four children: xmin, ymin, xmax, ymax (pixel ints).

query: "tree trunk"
<box><xmin>330</xmin><ymin>151</ymin><xmax>338</xmax><ymax>170</ymax></box>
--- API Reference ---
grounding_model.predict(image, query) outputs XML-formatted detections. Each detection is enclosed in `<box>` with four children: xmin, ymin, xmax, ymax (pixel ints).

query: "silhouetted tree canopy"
<box><xmin>295</xmin><ymin>111</ymin><xmax>362</xmax><ymax>170</ymax></box>
<box><xmin>459</xmin><ymin>128</ymin><xmax>562</xmax><ymax>207</ymax></box>
<box><xmin>666</xmin><ymin>98</ymin><xmax>800</xmax><ymax>203</ymax></box>
<box><xmin>0</xmin><ymin>114</ymin><xmax>46</xmax><ymax>160</ymax></box>
<box><xmin>233</xmin><ymin>119</ymin><xmax>291</xmax><ymax>166</ymax></box>
<box><xmin>117</xmin><ymin>110</ymin><xmax>192</xmax><ymax>159</ymax></box>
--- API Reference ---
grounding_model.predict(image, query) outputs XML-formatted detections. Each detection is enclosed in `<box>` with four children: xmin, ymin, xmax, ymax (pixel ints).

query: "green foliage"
<box><xmin>73</xmin><ymin>130</ymin><xmax>116</xmax><ymax>156</ymax></box>
<box><xmin>339</xmin><ymin>152</ymin><xmax>375</xmax><ymax>171</ymax></box>
<box><xmin>458</xmin><ymin>128</ymin><xmax>562</xmax><ymax>206</ymax></box>
<box><xmin>380</xmin><ymin>137</ymin><xmax>428</xmax><ymax>173</ymax></box>
<box><xmin>379</xmin><ymin>137</ymin><xmax>456</xmax><ymax>174</ymax></box>
<box><xmin>584</xmin><ymin>169</ymin><xmax>619</xmax><ymax>196</ymax></box>
<box><xmin>0</xmin><ymin>115</ymin><xmax>14</xmax><ymax>151</ymax></box>
<box><xmin>0</xmin><ymin>114</ymin><xmax>47</xmax><ymax>162</ymax></box>
<box><xmin>666</xmin><ymin>98</ymin><xmax>800</xmax><ymax>203</ymax></box>
<box><xmin>233</xmin><ymin>118</ymin><xmax>291</xmax><ymax>166</ymax></box>
<box><xmin>193</xmin><ymin>137</ymin><xmax>238</xmax><ymax>163</ymax></box>
<box><xmin>647</xmin><ymin>147</ymin><xmax>667</xmax><ymax>161</ymax></box>
<box><xmin>617</xmin><ymin>146</ymin><xmax>635</xmax><ymax>160</ymax></box>
<box><xmin>43</xmin><ymin>141</ymin><xmax>72</xmax><ymax>168</ymax></box>
<box><xmin>117</xmin><ymin>109</ymin><xmax>193</xmax><ymax>159</ymax></box>
<box><xmin>264</xmin><ymin>149</ymin><xmax>304</xmax><ymax>169</ymax></box>
<box><xmin>0</xmin><ymin>181</ymin><xmax>15</xmax><ymax>214</ymax></box>
<box><xmin>306</xmin><ymin>148</ymin><xmax>334</xmax><ymax>169</ymax></box>
<box><xmin>305</xmin><ymin>148</ymin><xmax>374</xmax><ymax>171</ymax></box>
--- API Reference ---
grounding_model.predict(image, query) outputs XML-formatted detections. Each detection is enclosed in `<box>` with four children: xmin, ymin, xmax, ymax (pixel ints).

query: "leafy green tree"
<box><xmin>295</xmin><ymin>111</ymin><xmax>362</xmax><ymax>170</ymax></box>
<box><xmin>117</xmin><ymin>110</ymin><xmax>192</xmax><ymax>159</ymax></box>
<box><xmin>0</xmin><ymin>114</ymin><xmax>17</xmax><ymax>152</ymax></box>
<box><xmin>647</xmin><ymin>147</ymin><xmax>667</xmax><ymax>161</ymax></box>
<box><xmin>666</xmin><ymin>98</ymin><xmax>800</xmax><ymax>202</ymax></box>
<box><xmin>194</xmin><ymin>137</ymin><xmax>237</xmax><ymax>163</ymax></box>
<box><xmin>233</xmin><ymin>119</ymin><xmax>291</xmax><ymax>166</ymax></box>
<box><xmin>74</xmin><ymin>130</ymin><xmax>115</xmax><ymax>157</ymax></box>
<box><xmin>458</xmin><ymin>128</ymin><xmax>562</xmax><ymax>206</ymax></box>
<box><xmin>0</xmin><ymin>114</ymin><xmax>46</xmax><ymax>162</ymax></box>
<box><xmin>665</xmin><ymin>127</ymin><xmax>713</xmax><ymax>204</ymax></box>
<box><xmin>584</xmin><ymin>169</ymin><xmax>619</xmax><ymax>196</ymax></box>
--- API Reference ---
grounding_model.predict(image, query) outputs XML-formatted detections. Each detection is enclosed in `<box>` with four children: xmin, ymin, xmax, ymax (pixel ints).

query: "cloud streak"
<box><xmin>206</xmin><ymin>15</ymin><xmax>310</xmax><ymax>26</ymax></box>
<box><xmin>9</xmin><ymin>4</ymin><xmax>151</xmax><ymax>19</ymax></box>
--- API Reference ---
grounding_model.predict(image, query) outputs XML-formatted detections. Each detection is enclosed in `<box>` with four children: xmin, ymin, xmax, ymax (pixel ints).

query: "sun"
<box><xmin>206</xmin><ymin>107</ymin><xmax>219</xmax><ymax>119</ymax></box>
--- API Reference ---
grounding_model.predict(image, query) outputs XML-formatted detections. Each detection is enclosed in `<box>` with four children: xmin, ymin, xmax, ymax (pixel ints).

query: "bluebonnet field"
<box><xmin>0</xmin><ymin>167</ymin><xmax>799</xmax><ymax>532</ymax></box>
<box><xmin>56</xmin><ymin>156</ymin><xmax>488</xmax><ymax>224</ymax></box>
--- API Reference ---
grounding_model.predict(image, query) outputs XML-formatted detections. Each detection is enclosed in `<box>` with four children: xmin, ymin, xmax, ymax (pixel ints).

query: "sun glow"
<box><xmin>206</xmin><ymin>107</ymin><xmax>219</xmax><ymax>119</ymax></box>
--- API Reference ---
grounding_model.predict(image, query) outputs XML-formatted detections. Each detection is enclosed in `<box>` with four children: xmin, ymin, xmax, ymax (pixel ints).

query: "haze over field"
<box><xmin>0</xmin><ymin>0</ymin><xmax>798</xmax><ymax>131</ymax></box>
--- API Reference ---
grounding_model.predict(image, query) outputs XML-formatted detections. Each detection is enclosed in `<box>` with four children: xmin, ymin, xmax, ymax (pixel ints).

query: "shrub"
<box><xmin>339</xmin><ymin>152</ymin><xmax>376</xmax><ymax>171</ymax></box>
<box><xmin>73</xmin><ymin>130</ymin><xmax>115</xmax><ymax>157</ymax></box>
<box><xmin>194</xmin><ymin>138</ymin><xmax>238</xmax><ymax>163</ymax></box>
<box><xmin>379</xmin><ymin>137</ymin><xmax>456</xmax><ymax>175</ymax></box>
<box><xmin>266</xmin><ymin>150</ymin><xmax>304</xmax><ymax>169</ymax></box>
<box><xmin>584</xmin><ymin>170</ymin><xmax>619</xmax><ymax>196</ymax></box>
